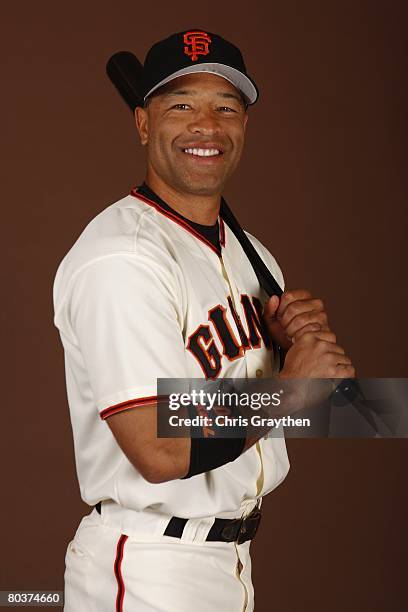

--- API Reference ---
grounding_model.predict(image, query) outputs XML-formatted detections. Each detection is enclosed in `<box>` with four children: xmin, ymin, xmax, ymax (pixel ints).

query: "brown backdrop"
<box><xmin>3</xmin><ymin>1</ymin><xmax>407</xmax><ymax>610</ymax></box>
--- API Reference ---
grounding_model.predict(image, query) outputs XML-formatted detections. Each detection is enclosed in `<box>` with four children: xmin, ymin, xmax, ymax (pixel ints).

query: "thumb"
<box><xmin>263</xmin><ymin>295</ymin><xmax>293</xmax><ymax>350</ymax></box>
<box><xmin>263</xmin><ymin>295</ymin><xmax>280</xmax><ymax>320</ymax></box>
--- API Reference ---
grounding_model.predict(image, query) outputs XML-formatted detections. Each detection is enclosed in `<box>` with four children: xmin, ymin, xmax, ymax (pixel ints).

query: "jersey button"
<box><xmin>256</xmin><ymin>369</ymin><xmax>263</xmax><ymax>378</ymax></box>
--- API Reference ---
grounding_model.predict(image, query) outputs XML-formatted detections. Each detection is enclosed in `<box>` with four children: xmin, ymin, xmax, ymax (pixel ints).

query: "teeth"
<box><xmin>184</xmin><ymin>148</ymin><xmax>220</xmax><ymax>157</ymax></box>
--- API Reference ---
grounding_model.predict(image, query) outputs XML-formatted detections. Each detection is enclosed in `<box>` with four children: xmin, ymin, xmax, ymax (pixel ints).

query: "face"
<box><xmin>135</xmin><ymin>72</ymin><xmax>248</xmax><ymax>197</ymax></box>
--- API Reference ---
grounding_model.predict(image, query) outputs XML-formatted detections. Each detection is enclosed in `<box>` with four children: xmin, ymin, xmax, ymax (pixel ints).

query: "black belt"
<box><xmin>94</xmin><ymin>502</ymin><xmax>261</xmax><ymax>545</ymax></box>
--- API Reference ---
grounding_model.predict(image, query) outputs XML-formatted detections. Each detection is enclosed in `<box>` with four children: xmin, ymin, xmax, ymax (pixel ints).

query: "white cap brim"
<box><xmin>144</xmin><ymin>62</ymin><xmax>258</xmax><ymax>105</ymax></box>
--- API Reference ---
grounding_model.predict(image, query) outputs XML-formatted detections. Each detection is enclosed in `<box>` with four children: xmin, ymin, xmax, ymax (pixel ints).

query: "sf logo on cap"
<box><xmin>183</xmin><ymin>31</ymin><xmax>212</xmax><ymax>61</ymax></box>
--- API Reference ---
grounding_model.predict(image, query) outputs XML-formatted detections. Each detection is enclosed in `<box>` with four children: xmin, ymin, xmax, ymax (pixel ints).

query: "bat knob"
<box><xmin>331</xmin><ymin>378</ymin><xmax>362</xmax><ymax>406</ymax></box>
<box><xmin>106</xmin><ymin>51</ymin><xmax>144</xmax><ymax>111</ymax></box>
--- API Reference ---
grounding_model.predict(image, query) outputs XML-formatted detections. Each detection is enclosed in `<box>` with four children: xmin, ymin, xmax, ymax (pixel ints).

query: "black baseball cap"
<box><xmin>140</xmin><ymin>29</ymin><xmax>259</xmax><ymax>105</ymax></box>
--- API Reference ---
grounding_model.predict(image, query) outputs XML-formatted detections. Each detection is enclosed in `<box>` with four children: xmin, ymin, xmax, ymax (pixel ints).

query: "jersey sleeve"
<box><xmin>67</xmin><ymin>254</ymin><xmax>188</xmax><ymax>419</ymax></box>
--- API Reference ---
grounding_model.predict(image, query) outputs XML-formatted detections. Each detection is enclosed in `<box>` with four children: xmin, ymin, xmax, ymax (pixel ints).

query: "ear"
<box><xmin>135</xmin><ymin>106</ymin><xmax>149</xmax><ymax>145</ymax></box>
<box><xmin>243</xmin><ymin>112</ymin><xmax>248</xmax><ymax>132</ymax></box>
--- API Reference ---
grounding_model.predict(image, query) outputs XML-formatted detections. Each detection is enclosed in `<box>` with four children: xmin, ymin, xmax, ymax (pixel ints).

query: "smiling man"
<box><xmin>137</xmin><ymin>72</ymin><xmax>248</xmax><ymax>218</ymax></box>
<box><xmin>54</xmin><ymin>29</ymin><xmax>354</xmax><ymax>611</ymax></box>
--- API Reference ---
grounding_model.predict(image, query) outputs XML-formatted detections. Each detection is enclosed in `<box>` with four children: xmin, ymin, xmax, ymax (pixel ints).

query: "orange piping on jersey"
<box><xmin>114</xmin><ymin>534</ymin><xmax>128</xmax><ymax>612</ymax></box>
<box><xmin>100</xmin><ymin>395</ymin><xmax>166</xmax><ymax>420</ymax></box>
<box><xmin>130</xmin><ymin>189</ymin><xmax>227</xmax><ymax>255</ymax></box>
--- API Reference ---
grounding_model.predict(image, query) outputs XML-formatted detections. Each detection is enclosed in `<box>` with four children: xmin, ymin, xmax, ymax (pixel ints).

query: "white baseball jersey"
<box><xmin>53</xmin><ymin>188</ymin><xmax>290</xmax><ymax>519</ymax></box>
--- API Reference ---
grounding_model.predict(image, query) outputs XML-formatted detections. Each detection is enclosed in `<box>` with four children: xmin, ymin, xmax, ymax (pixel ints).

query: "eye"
<box><xmin>217</xmin><ymin>106</ymin><xmax>237</xmax><ymax>113</ymax></box>
<box><xmin>171</xmin><ymin>103</ymin><xmax>191</xmax><ymax>110</ymax></box>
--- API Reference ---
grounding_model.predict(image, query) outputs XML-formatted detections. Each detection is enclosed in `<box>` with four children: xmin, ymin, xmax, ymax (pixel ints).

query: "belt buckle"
<box><xmin>221</xmin><ymin>518</ymin><xmax>242</xmax><ymax>543</ymax></box>
<box><xmin>236</xmin><ymin>508</ymin><xmax>262</xmax><ymax>545</ymax></box>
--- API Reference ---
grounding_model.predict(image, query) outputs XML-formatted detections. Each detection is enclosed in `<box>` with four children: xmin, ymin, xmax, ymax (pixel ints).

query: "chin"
<box><xmin>176</xmin><ymin>176</ymin><xmax>226</xmax><ymax>197</ymax></box>
<box><xmin>186</xmin><ymin>185</ymin><xmax>222</xmax><ymax>196</ymax></box>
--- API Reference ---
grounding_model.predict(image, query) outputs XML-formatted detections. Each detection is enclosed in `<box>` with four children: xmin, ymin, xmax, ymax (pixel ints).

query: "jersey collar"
<box><xmin>130</xmin><ymin>184</ymin><xmax>226</xmax><ymax>257</ymax></box>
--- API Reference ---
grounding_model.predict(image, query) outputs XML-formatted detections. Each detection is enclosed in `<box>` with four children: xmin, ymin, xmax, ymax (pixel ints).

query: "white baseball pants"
<box><xmin>63</xmin><ymin>501</ymin><xmax>255</xmax><ymax>611</ymax></box>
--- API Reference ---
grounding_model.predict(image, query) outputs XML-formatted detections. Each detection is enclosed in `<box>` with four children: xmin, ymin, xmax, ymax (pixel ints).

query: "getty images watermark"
<box><xmin>157</xmin><ymin>378</ymin><xmax>408</xmax><ymax>438</ymax></box>
<box><xmin>167</xmin><ymin>389</ymin><xmax>311</xmax><ymax>430</ymax></box>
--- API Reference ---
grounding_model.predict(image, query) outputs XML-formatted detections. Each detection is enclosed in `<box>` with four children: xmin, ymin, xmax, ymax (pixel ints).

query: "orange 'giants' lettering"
<box><xmin>240</xmin><ymin>295</ymin><xmax>272</xmax><ymax>349</ymax></box>
<box><xmin>208</xmin><ymin>304</ymin><xmax>244</xmax><ymax>361</ymax></box>
<box><xmin>187</xmin><ymin>295</ymin><xmax>272</xmax><ymax>378</ymax></box>
<box><xmin>227</xmin><ymin>296</ymin><xmax>250</xmax><ymax>350</ymax></box>
<box><xmin>187</xmin><ymin>324</ymin><xmax>222</xmax><ymax>379</ymax></box>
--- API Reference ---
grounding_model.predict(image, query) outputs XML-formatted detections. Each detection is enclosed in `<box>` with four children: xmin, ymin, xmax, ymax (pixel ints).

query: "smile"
<box><xmin>182</xmin><ymin>148</ymin><xmax>222</xmax><ymax>157</ymax></box>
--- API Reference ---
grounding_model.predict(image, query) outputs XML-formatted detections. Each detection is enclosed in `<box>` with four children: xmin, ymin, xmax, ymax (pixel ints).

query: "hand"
<box><xmin>278</xmin><ymin>330</ymin><xmax>355</xmax><ymax>379</ymax></box>
<box><xmin>264</xmin><ymin>289</ymin><xmax>330</xmax><ymax>347</ymax></box>
<box><xmin>271</xmin><ymin>329</ymin><xmax>356</xmax><ymax>415</ymax></box>
<box><xmin>262</xmin><ymin>289</ymin><xmax>355</xmax><ymax>416</ymax></box>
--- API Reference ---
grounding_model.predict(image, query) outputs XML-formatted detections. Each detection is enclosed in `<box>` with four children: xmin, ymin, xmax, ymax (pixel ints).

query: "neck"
<box><xmin>144</xmin><ymin>169</ymin><xmax>221</xmax><ymax>226</ymax></box>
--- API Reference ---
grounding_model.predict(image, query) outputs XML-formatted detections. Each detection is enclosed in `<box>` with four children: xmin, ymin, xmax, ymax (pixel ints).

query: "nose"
<box><xmin>187</xmin><ymin>108</ymin><xmax>221</xmax><ymax>137</ymax></box>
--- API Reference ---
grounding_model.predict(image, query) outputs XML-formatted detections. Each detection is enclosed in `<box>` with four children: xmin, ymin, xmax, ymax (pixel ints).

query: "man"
<box><xmin>53</xmin><ymin>29</ymin><xmax>354</xmax><ymax>611</ymax></box>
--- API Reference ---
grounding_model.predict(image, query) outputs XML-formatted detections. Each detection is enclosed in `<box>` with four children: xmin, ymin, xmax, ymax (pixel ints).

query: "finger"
<box><xmin>286</xmin><ymin>310</ymin><xmax>329</xmax><ymax>339</ymax></box>
<box><xmin>279</xmin><ymin>298</ymin><xmax>325</xmax><ymax>328</ymax></box>
<box><xmin>266</xmin><ymin>318</ymin><xmax>293</xmax><ymax>350</ymax></box>
<box><xmin>322</xmin><ymin>355</ymin><xmax>352</xmax><ymax>370</ymax></box>
<box><xmin>291</xmin><ymin>322</ymin><xmax>322</xmax><ymax>342</ymax></box>
<box><xmin>276</xmin><ymin>289</ymin><xmax>312</xmax><ymax>319</ymax></box>
<box><xmin>320</xmin><ymin>344</ymin><xmax>346</xmax><ymax>357</ymax></box>
<box><xmin>297</xmin><ymin>330</ymin><xmax>336</xmax><ymax>345</ymax></box>
<box><xmin>318</xmin><ymin>363</ymin><xmax>355</xmax><ymax>378</ymax></box>
<box><xmin>335</xmin><ymin>355</ymin><xmax>352</xmax><ymax>366</ymax></box>
<box><xmin>263</xmin><ymin>295</ymin><xmax>280</xmax><ymax>320</ymax></box>
<box><xmin>334</xmin><ymin>364</ymin><xmax>356</xmax><ymax>378</ymax></box>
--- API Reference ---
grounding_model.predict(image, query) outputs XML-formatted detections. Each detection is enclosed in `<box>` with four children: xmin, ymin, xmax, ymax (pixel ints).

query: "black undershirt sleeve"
<box><xmin>181</xmin><ymin>436</ymin><xmax>246</xmax><ymax>479</ymax></box>
<box><xmin>180</xmin><ymin>399</ymin><xmax>247</xmax><ymax>478</ymax></box>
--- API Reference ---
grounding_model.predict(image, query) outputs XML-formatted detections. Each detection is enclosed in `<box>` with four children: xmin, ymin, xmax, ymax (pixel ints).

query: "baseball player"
<box><xmin>53</xmin><ymin>29</ymin><xmax>355</xmax><ymax>611</ymax></box>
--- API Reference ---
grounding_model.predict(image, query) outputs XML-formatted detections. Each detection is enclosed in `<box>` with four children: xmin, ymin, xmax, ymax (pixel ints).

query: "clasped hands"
<box><xmin>260</xmin><ymin>289</ymin><xmax>356</xmax><ymax>416</ymax></box>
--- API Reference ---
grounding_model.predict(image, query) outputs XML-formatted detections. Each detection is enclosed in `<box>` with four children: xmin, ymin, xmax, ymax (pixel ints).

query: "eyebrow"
<box><xmin>163</xmin><ymin>89</ymin><xmax>243</xmax><ymax>104</ymax></box>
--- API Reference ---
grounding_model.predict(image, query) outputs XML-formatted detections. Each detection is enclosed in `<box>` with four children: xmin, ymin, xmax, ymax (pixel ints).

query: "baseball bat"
<box><xmin>106</xmin><ymin>51</ymin><xmax>376</xmax><ymax>429</ymax></box>
<box><xmin>106</xmin><ymin>51</ymin><xmax>144</xmax><ymax>111</ymax></box>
